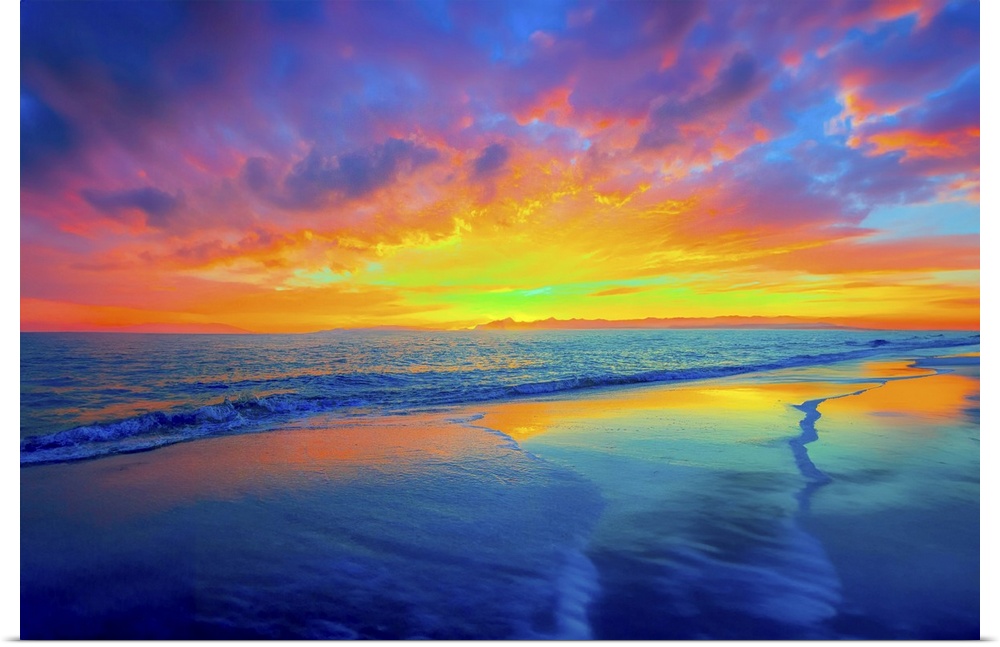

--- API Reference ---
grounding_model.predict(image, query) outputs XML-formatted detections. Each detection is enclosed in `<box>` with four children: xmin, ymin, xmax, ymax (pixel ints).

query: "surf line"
<box><xmin>788</xmin><ymin>362</ymin><xmax>954</xmax><ymax>514</ymax></box>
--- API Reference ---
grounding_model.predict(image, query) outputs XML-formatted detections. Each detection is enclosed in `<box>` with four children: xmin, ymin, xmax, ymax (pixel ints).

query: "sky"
<box><xmin>19</xmin><ymin>0</ymin><xmax>980</xmax><ymax>332</ymax></box>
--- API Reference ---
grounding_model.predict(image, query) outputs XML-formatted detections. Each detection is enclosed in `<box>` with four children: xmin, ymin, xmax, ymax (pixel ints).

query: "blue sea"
<box><xmin>20</xmin><ymin>329</ymin><xmax>980</xmax><ymax>639</ymax></box>
<box><xmin>20</xmin><ymin>328</ymin><xmax>978</xmax><ymax>464</ymax></box>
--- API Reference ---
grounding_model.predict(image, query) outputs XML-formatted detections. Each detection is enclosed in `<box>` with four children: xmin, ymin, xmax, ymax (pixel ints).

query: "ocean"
<box><xmin>20</xmin><ymin>328</ymin><xmax>979</xmax><ymax>464</ymax></box>
<box><xmin>20</xmin><ymin>329</ymin><xmax>980</xmax><ymax>639</ymax></box>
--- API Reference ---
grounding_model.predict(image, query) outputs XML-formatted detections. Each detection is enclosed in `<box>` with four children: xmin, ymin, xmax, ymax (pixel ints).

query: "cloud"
<box><xmin>589</xmin><ymin>286</ymin><xmax>650</xmax><ymax>297</ymax></box>
<box><xmin>845</xmin><ymin>72</ymin><xmax>978</xmax><ymax>181</ymax></box>
<box><xmin>241</xmin><ymin>156</ymin><xmax>274</xmax><ymax>192</ymax></box>
<box><xmin>20</xmin><ymin>0</ymin><xmax>190</xmax><ymax>115</ymax></box>
<box><xmin>281</xmin><ymin>138</ymin><xmax>440</xmax><ymax>209</ymax></box>
<box><xmin>471</xmin><ymin>143</ymin><xmax>510</xmax><ymax>178</ymax></box>
<box><xmin>637</xmin><ymin>52</ymin><xmax>762</xmax><ymax>151</ymax></box>
<box><xmin>19</xmin><ymin>0</ymin><xmax>980</xmax><ymax>331</ymax></box>
<box><xmin>760</xmin><ymin>234</ymin><xmax>978</xmax><ymax>274</ymax></box>
<box><xmin>831</xmin><ymin>0</ymin><xmax>978</xmax><ymax>120</ymax></box>
<box><xmin>568</xmin><ymin>0</ymin><xmax>705</xmax><ymax>60</ymax></box>
<box><xmin>20</xmin><ymin>92</ymin><xmax>77</xmax><ymax>182</ymax></box>
<box><xmin>81</xmin><ymin>187</ymin><xmax>184</xmax><ymax>228</ymax></box>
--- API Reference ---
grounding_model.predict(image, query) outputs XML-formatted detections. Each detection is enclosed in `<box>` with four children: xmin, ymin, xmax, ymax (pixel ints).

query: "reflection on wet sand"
<box><xmin>22</xmin><ymin>413</ymin><xmax>503</xmax><ymax>522</ymax></box>
<box><xmin>824</xmin><ymin>359</ymin><xmax>978</xmax><ymax>425</ymax></box>
<box><xmin>465</xmin><ymin>356</ymin><xmax>979</xmax><ymax>639</ymax></box>
<box><xmin>21</xmin><ymin>410</ymin><xmax>605</xmax><ymax>639</ymax></box>
<box><xmin>20</xmin><ymin>354</ymin><xmax>979</xmax><ymax>639</ymax></box>
<box><xmin>466</xmin><ymin>378</ymin><xmax>876</xmax><ymax>444</ymax></box>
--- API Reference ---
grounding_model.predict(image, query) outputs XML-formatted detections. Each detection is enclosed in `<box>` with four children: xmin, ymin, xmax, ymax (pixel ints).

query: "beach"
<box><xmin>20</xmin><ymin>350</ymin><xmax>979</xmax><ymax>639</ymax></box>
<box><xmin>19</xmin><ymin>0</ymin><xmax>983</xmax><ymax>639</ymax></box>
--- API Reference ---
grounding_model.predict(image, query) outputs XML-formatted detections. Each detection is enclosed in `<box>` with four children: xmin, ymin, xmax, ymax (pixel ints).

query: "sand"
<box><xmin>20</xmin><ymin>354</ymin><xmax>980</xmax><ymax>639</ymax></box>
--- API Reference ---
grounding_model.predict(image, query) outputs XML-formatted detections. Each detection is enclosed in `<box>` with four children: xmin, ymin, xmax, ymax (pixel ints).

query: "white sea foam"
<box><xmin>551</xmin><ymin>543</ymin><xmax>601</xmax><ymax>639</ymax></box>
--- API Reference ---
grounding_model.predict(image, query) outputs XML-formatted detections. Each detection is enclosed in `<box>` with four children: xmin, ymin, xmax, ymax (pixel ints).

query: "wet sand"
<box><xmin>21</xmin><ymin>354</ymin><xmax>979</xmax><ymax>639</ymax></box>
<box><xmin>470</xmin><ymin>355</ymin><xmax>979</xmax><ymax>638</ymax></box>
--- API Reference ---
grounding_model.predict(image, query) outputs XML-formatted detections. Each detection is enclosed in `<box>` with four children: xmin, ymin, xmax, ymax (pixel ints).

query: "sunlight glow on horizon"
<box><xmin>20</xmin><ymin>0</ymin><xmax>979</xmax><ymax>333</ymax></box>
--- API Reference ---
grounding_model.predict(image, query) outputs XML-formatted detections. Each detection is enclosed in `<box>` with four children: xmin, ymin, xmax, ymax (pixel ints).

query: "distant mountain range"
<box><xmin>473</xmin><ymin>316</ymin><xmax>861</xmax><ymax>331</ymax></box>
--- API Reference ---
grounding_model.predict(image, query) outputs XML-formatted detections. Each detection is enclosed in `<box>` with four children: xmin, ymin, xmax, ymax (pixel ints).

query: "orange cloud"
<box><xmin>589</xmin><ymin>286</ymin><xmax>652</xmax><ymax>298</ymax></box>
<box><xmin>514</xmin><ymin>85</ymin><xmax>575</xmax><ymax>127</ymax></box>
<box><xmin>762</xmin><ymin>235</ymin><xmax>978</xmax><ymax>274</ymax></box>
<box><xmin>860</xmin><ymin>127</ymin><xmax>979</xmax><ymax>160</ymax></box>
<box><xmin>836</xmin><ymin>0</ymin><xmax>945</xmax><ymax>31</ymax></box>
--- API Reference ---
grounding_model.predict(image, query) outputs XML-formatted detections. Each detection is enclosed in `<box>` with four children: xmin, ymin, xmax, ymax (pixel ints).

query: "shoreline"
<box><xmin>19</xmin><ymin>340</ymin><xmax>981</xmax><ymax>468</ymax></box>
<box><xmin>458</xmin><ymin>352</ymin><xmax>979</xmax><ymax>638</ymax></box>
<box><xmin>20</xmin><ymin>351</ymin><xmax>980</xmax><ymax>639</ymax></box>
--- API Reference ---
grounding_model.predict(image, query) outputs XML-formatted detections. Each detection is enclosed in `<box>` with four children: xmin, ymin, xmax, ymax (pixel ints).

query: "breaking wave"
<box><xmin>21</xmin><ymin>331</ymin><xmax>979</xmax><ymax>465</ymax></box>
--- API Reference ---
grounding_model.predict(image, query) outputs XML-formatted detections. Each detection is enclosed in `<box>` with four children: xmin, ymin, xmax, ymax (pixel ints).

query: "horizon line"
<box><xmin>19</xmin><ymin>316</ymin><xmax>980</xmax><ymax>335</ymax></box>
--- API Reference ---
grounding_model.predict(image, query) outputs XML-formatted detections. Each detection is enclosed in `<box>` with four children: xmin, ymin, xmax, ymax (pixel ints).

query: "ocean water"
<box><xmin>20</xmin><ymin>329</ymin><xmax>980</xmax><ymax>639</ymax></box>
<box><xmin>20</xmin><ymin>328</ymin><xmax>978</xmax><ymax>464</ymax></box>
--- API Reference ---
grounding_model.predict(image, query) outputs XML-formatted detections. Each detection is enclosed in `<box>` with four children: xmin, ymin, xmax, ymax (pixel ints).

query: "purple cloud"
<box><xmin>637</xmin><ymin>51</ymin><xmax>762</xmax><ymax>151</ymax></box>
<box><xmin>280</xmin><ymin>139</ymin><xmax>440</xmax><ymax>208</ymax></box>
<box><xmin>472</xmin><ymin>143</ymin><xmax>511</xmax><ymax>178</ymax></box>
<box><xmin>81</xmin><ymin>187</ymin><xmax>184</xmax><ymax>228</ymax></box>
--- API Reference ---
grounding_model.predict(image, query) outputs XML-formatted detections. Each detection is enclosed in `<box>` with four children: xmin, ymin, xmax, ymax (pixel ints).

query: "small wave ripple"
<box><xmin>20</xmin><ymin>330</ymin><xmax>978</xmax><ymax>465</ymax></box>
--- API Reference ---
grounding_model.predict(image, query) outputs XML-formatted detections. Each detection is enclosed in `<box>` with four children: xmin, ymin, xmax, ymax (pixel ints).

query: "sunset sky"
<box><xmin>20</xmin><ymin>0</ymin><xmax>980</xmax><ymax>332</ymax></box>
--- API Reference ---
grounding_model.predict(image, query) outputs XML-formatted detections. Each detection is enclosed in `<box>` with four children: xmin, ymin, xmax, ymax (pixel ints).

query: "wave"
<box><xmin>20</xmin><ymin>333</ymin><xmax>979</xmax><ymax>465</ymax></box>
<box><xmin>447</xmin><ymin>333</ymin><xmax>979</xmax><ymax>400</ymax></box>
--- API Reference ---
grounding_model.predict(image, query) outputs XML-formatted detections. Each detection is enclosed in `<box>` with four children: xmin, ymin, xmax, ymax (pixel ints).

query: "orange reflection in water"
<box><xmin>857</xmin><ymin>359</ymin><xmax>938</xmax><ymax>379</ymax></box>
<box><xmin>821</xmin><ymin>369</ymin><xmax>978</xmax><ymax>424</ymax></box>
<box><xmin>32</xmin><ymin>412</ymin><xmax>499</xmax><ymax>522</ymax></box>
<box><xmin>465</xmin><ymin>379</ymin><xmax>874</xmax><ymax>443</ymax></box>
<box><xmin>466</xmin><ymin>356</ymin><xmax>978</xmax><ymax>448</ymax></box>
<box><xmin>28</xmin><ymin>357</ymin><xmax>978</xmax><ymax>527</ymax></box>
